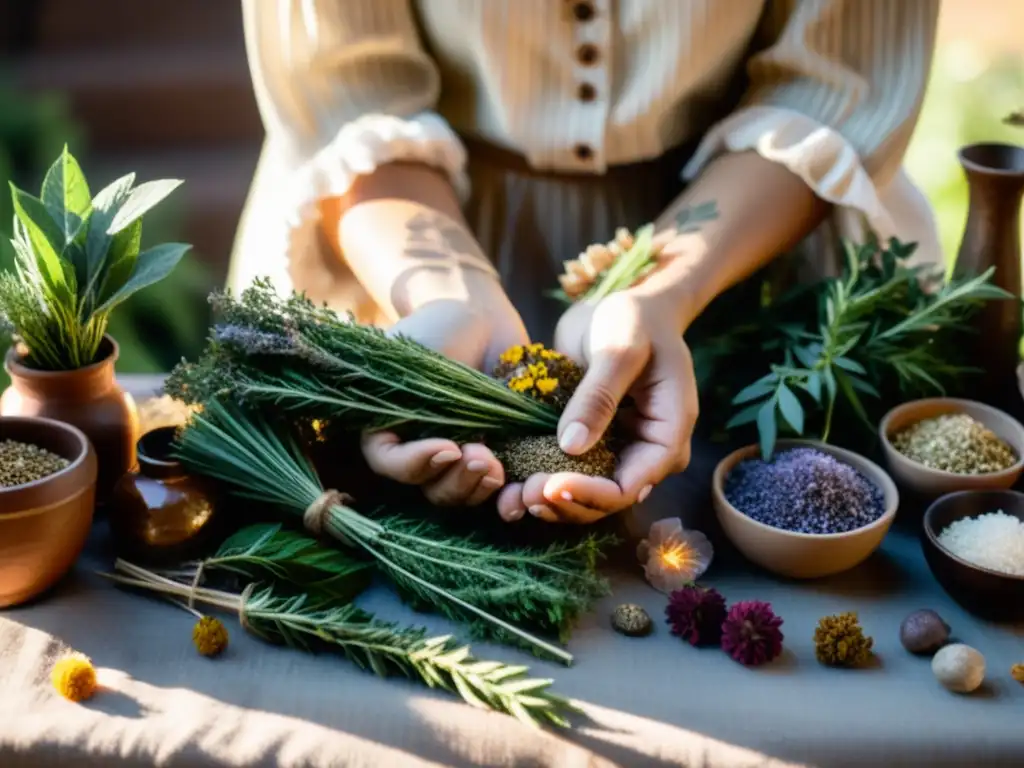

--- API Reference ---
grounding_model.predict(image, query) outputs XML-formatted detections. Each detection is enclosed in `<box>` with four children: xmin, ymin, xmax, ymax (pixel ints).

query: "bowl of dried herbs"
<box><xmin>0</xmin><ymin>415</ymin><xmax>97</xmax><ymax>606</ymax></box>
<box><xmin>880</xmin><ymin>398</ymin><xmax>1024</xmax><ymax>498</ymax></box>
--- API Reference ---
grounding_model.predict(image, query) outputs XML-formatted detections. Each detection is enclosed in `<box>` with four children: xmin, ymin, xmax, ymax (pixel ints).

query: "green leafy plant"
<box><xmin>720</xmin><ymin>237</ymin><xmax>1011</xmax><ymax>458</ymax></box>
<box><xmin>171</xmin><ymin>399</ymin><xmax>612</xmax><ymax>664</ymax></box>
<box><xmin>0</xmin><ymin>146</ymin><xmax>190</xmax><ymax>370</ymax></box>
<box><xmin>105</xmin><ymin>559</ymin><xmax>577</xmax><ymax>727</ymax></box>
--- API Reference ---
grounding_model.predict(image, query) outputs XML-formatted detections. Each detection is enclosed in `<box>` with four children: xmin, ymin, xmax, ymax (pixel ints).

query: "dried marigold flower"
<box><xmin>51</xmin><ymin>652</ymin><xmax>98</xmax><ymax>702</ymax></box>
<box><xmin>193</xmin><ymin>616</ymin><xmax>230</xmax><ymax>658</ymax></box>
<box><xmin>814</xmin><ymin>612</ymin><xmax>873</xmax><ymax>668</ymax></box>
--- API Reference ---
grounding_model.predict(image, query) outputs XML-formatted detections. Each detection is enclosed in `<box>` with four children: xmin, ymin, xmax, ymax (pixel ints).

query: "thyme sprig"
<box><xmin>172</xmin><ymin>400</ymin><xmax>612</xmax><ymax>664</ymax></box>
<box><xmin>165</xmin><ymin>280</ymin><xmax>558</xmax><ymax>441</ymax></box>
<box><xmin>103</xmin><ymin>561</ymin><xmax>577</xmax><ymax>728</ymax></box>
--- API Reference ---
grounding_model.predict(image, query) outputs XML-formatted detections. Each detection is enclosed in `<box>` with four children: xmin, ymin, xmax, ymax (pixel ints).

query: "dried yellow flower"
<box><xmin>493</xmin><ymin>344</ymin><xmax>583</xmax><ymax>409</ymax></box>
<box><xmin>51</xmin><ymin>652</ymin><xmax>98</xmax><ymax>702</ymax></box>
<box><xmin>1012</xmin><ymin>663</ymin><xmax>1024</xmax><ymax>684</ymax></box>
<box><xmin>193</xmin><ymin>616</ymin><xmax>230</xmax><ymax>657</ymax></box>
<box><xmin>814</xmin><ymin>612</ymin><xmax>874</xmax><ymax>667</ymax></box>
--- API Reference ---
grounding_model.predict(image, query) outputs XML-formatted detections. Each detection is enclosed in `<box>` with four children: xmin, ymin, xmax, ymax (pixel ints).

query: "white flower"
<box><xmin>636</xmin><ymin>518</ymin><xmax>714</xmax><ymax>594</ymax></box>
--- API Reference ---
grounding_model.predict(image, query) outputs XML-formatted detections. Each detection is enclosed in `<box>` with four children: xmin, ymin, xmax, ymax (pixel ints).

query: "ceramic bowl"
<box><xmin>878</xmin><ymin>398</ymin><xmax>1024</xmax><ymax>498</ymax></box>
<box><xmin>922</xmin><ymin>490</ymin><xmax>1024</xmax><ymax>621</ymax></box>
<box><xmin>0</xmin><ymin>416</ymin><xmax>97</xmax><ymax>607</ymax></box>
<box><xmin>712</xmin><ymin>440</ymin><xmax>898</xmax><ymax>579</ymax></box>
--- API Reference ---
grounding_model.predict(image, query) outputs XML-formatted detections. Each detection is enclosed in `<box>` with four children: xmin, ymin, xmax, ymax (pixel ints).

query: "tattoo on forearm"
<box><xmin>403</xmin><ymin>212</ymin><xmax>486</xmax><ymax>266</ymax></box>
<box><xmin>675</xmin><ymin>201</ymin><xmax>719</xmax><ymax>233</ymax></box>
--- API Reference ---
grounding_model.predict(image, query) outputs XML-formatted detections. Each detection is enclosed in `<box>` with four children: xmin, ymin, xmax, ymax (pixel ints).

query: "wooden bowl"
<box><xmin>879</xmin><ymin>398</ymin><xmax>1024</xmax><ymax>499</ymax></box>
<box><xmin>712</xmin><ymin>440</ymin><xmax>898</xmax><ymax>579</ymax></box>
<box><xmin>0</xmin><ymin>416</ymin><xmax>97</xmax><ymax>607</ymax></box>
<box><xmin>922</xmin><ymin>490</ymin><xmax>1024</xmax><ymax>621</ymax></box>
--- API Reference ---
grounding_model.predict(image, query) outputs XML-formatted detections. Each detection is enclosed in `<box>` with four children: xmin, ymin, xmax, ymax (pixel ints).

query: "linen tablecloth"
<box><xmin>1</xmin><ymin>376</ymin><xmax>1022</xmax><ymax>768</ymax></box>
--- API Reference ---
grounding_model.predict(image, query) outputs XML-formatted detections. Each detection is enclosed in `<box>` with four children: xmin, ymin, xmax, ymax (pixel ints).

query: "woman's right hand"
<box><xmin>360</xmin><ymin>297</ymin><xmax>530</xmax><ymax>506</ymax></box>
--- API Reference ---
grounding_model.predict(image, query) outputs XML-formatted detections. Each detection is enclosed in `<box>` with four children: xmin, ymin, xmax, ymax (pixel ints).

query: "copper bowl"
<box><xmin>0</xmin><ymin>416</ymin><xmax>97</xmax><ymax>607</ymax></box>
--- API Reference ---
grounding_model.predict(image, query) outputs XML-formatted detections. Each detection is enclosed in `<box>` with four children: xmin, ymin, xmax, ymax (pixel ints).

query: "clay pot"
<box><xmin>953</xmin><ymin>143</ymin><xmax>1024</xmax><ymax>413</ymax></box>
<box><xmin>1</xmin><ymin>335</ymin><xmax>139</xmax><ymax>504</ymax></box>
<box><xmin>0</xmin><ymin>416</ymin><xmax>97</xmax><ymax>607</ymax></box>
<box><xmin>110</xmin><ymin>426</ymin><xmax>221</xmax><ymax>565</ymax></box>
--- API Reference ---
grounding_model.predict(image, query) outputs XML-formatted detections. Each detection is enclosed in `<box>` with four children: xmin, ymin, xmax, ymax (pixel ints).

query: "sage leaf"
<box><xmin>833</xmin><ymin>356</ymin><xmax>866</xmax><ymax>374</ymax></box>
<box><xmin>41</xmin><ymin>146</ymin><xmax>91</xmax><ymax>244</ymax></box>
<box><xmin>846</xmin><ymin>375</ymin><xmax>880</xmax><ymax>398</ymax></box>
<box><xmin>822</xmin><ymin>365</ymin><xmax>837</xmax><ymax>403</ymax></box>
<box><xmin>802</xmin><ymin>370</ymin><xmax>822</xmax><ymax>402</ymax></box>
<box><xmin>776</xmin><ymin>383</ymin><xmax>804</xmax><ymax>434</ymax></box>
<box><xmin>792</xmin><ymin>344</ymin><xmax>819</xmax><ymax>368</ymax></box>
<box><xmin>756</xmin><ymin>399</ymin><xmax>777</xmax><ymax>460</ymax></box>
<box><xmin>725</xmin><ymin>402</ymin><xmax>763</xmax><ymax>429</ymax></box>
<box><xmin>107</xmin><ymin>178</ymin><xmax>183</xmax><ymax>235</ymax></box>
<box><xmin>96</xmin><ymin>219</ymin><xmax>144</xmax><ymax>307</ymax></box>
<box><xmin>85</xmin><ymin>173</ymin><xmax>135</xmax><ymax>294</ymax></box>
<box><xmin>835</xmin><ymin>370</ymin><xmax>871</xmax><ymax>428</ymax></box>
<box><xmin>733</xmin><ymin>376</ymin><xmax>776</xmax><ymax>405</ymax></box>
<box><xmin>96</xmin><ymin>242</ymin><xmax>190</xmax><ymax>312</ymax></box>
<box><xmin>10</xmin><ymin>186</ymin><xmax>70</xmax><ymax>300</ymax></box>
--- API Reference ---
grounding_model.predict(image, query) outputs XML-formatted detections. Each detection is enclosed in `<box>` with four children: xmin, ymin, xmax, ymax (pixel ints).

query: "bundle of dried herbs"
<box><xmin>165</xmin><ymin>279</ymin><xmax>558</xmax><ymax>441</ymax></box>
<box><xmin>171</xmin><ymin>400</ymin><xmax>611</xmax><ymax>664</ymax></box>
<box><xmin>103</xmin><ymin>560</ymin><xmax>577</xmax><ymax>727</ymax></box>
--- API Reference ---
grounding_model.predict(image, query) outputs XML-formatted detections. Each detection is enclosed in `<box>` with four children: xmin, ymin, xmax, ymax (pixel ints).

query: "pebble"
<box><xmin>724</xmin><ymin>447</ymin><xmax>885</xmax><ymax>534</ymax></box>
<box><xmin>932</xmin><ymin>644</ymin><xmax>985</xmax><ymax>693</ymax></box>
<box><xmin>899</xmin><ymin>609</ymin><xmax>951</xmax><ymax>655</ymax></box>
<box><xmin>611</xmin><ymin>604</ymin><xmax>653</xmax><ymax>637</ymax></box>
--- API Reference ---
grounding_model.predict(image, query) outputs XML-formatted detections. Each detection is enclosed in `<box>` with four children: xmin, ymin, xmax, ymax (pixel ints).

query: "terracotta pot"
<box><xmin>109</xmin><ymin>426</ymin><xmax>221</xmax><ymax>565</ymax></box>
<box><xmin>953</xmin><ymin>143</ymin><xmax>1024</xmax><ymax>413</ymax></box>
<box><xmin>1</xmin><ymin>335</ymin><xmax>139</xmax><ymax>504</ymax></box>
<box><xmin>0</xmin><ymin>416</ymin><xmax>97</xmax><ymax>607</ymax></box>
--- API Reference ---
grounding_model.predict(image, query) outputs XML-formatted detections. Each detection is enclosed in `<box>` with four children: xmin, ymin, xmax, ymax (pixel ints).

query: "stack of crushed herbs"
<box><xmin>101</xmin><ymin>524</ymin><xmax>577</xmax><ymax>727</ymax></box>
<box><xmin>165</xmin><ymin>279</ymin><xmax>614</xmax><ymax>479</ymax></box>
<box><xmin>168</xmin><ymin>400</ymin><xmax>611</xmax><ymax>664</ymax></box>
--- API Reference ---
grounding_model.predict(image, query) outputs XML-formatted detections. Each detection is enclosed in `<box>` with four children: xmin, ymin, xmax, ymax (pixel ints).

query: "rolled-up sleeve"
<box><xmin>242</xmin><ymin>0</ymin><xmax>469</xmax><ymax>209</ymax></box>
<box><xmin>683</xmin><ymin>0</ymin><xmax>939</xmax><ymax>238</ymax></box>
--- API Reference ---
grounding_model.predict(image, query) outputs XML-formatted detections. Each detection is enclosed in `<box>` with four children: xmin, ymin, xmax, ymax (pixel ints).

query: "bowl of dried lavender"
<box><xmin>712</xmin><ymin>440</ymin><xmax>898</xmax><ymax>579</ymax></box>
<box><xmin>879</xmin><ymin>398</ymin><xmax>1024</xmax><ymax>499</ymax></box>
<box><xmin>0</xmin><ymin>416</ymin><xmax>97</xmax><ymax>606</ymax></box>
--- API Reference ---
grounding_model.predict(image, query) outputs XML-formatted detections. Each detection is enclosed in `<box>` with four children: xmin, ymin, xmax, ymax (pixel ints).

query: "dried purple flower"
<box><xmin>637</xmin><ymin>518</ymin><xmax>714</xmax><ymax>594</ymax></box>
<box><xmin>720</xmin><ymin>600</ymin><xmax>784</xmax><ymax>667</ymax></box>
<box><xmin>665</xmin><ymin>585</ymin><xmax>727</xmax><ymax>646</ymax></box>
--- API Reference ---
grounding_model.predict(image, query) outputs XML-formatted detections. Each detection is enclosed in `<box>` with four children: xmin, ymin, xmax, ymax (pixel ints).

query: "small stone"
<box><xmin>932</xmin><ymin>644</ymin><xmax>985</xmax><ymax>693</ymax></box>
<box><xmin>899</xmin><ymin>609</ymin><xmax>951</xmax><ymax>655</ymax></box>
<box><xmin>611</xmin><ymin>604</ymin><xmax>653</xmax><ymax>637</ymax></box>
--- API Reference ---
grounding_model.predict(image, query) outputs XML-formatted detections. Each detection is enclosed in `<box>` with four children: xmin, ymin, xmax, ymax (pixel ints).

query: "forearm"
<box><xmin>319</xmin><ymin>162</ymin><xmax>506</xmax><ymax>321</ymax></box>
<box><xmin>634</xmin><ymin>151</ymin><xmax>830</xmax><ymax>331</ymax></box>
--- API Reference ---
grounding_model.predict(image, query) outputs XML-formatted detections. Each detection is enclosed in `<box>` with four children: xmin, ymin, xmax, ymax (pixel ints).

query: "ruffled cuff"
<box><xmin>682</xmin><ymin>106</ymin><xmax>897</xmax><ymax>239</ymax></box>
<box><xmin>285</xmin><ymin>110</ymin><xmax>470</xmax><ymax>229</ymax></box>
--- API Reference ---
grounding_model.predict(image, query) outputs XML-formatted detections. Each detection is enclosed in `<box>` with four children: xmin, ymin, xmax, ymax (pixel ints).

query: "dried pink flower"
<box><xmin>665</xmin><ymin>585</ymin><xmax>728</xmax><ymax>646</ymax></box>
<box><xmin>720</xmin><ymin>600</ymin><xmax>784</xmax><ymax>667</ymax></box>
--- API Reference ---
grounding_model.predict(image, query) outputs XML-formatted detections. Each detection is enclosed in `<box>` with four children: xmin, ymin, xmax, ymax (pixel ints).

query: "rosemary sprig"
<box><xmin>172</xmin><ymin>400</ymin><xmax>612</xmax><ymax>664</ymax></box>
<box><xmin>103</xmin><ymin>561</ymin><xmax>577</xmax><ymax>728</ymax></box>
<box><xmin>164</xmin><ymin>280</ymin><xmax>558</xmax><ymax>441</ymax></box>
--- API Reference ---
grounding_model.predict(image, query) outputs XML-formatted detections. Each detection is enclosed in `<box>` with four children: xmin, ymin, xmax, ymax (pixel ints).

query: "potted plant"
<box><xmin>0</xmin><ymin>146</ymin><xmax>190</xmax><ymax>501</ymax></box>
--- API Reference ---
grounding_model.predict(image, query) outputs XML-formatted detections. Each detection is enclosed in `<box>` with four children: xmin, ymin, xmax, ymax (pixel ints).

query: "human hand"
<box><xmin>496</xmin><ymin>292</ymin><xmax>698</xmax><ymax>524</ymax></box>
<box><xmin>361</xmin><ymin>297</ymin><xmax>530</xmax><ymax>506</ymax></box>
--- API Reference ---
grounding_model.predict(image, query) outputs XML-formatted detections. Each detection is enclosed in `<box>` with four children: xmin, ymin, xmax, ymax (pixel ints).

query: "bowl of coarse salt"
<box><xmin>922</xmin><ymin>490</ymin><xmax>1024</xmax><ymax>622</ymax></box>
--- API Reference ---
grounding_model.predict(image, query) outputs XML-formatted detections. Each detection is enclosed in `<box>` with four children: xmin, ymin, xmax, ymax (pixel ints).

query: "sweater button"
<box><xmin>577</xmin><ymin>83</ymin><xmax>597</xmax><ymax>102</ymax></box>
<box><xmin>574</xmin><ymin>144</ymin><xmax>594</xmax><ymax>161</ymax></box>
<box><xmin>577</xmin><ymin>44</ymin><xmax>599</xmax><ymax>65</ymax></box>
<box><xmin>572</xmin><ymin>2</ymin><xmax>595</xmax><ymax>22</ymax></box>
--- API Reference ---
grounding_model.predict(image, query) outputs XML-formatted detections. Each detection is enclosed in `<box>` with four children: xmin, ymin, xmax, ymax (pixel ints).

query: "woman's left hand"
<box><xmin>495</xmin><ymin>291</ymin><xmax>699</xmax><ymax>524</ymax></box>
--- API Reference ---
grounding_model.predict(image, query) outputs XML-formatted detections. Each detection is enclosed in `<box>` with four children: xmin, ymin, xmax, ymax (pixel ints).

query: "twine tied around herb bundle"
<box><xmin>238</xmin><ymin>582</ymin><xmax>256</xmax><ymax>633</ymax></box>
<box><xmin>303</xmin><ymin>489</ymin><xmax>353</xmax><ymax>540</ymax></box>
